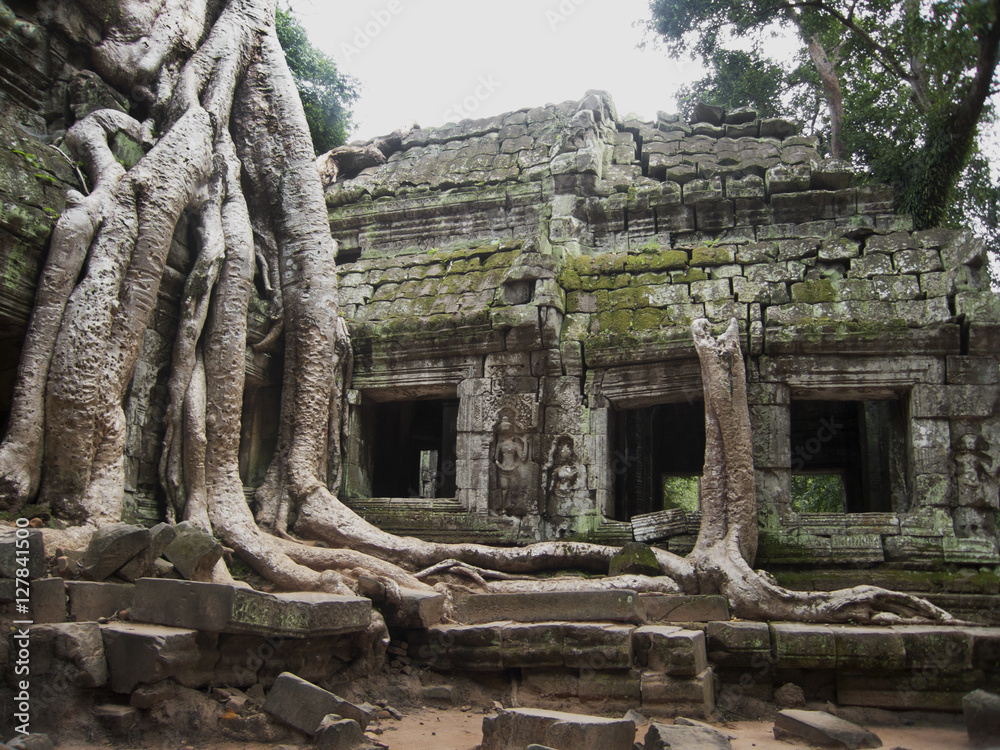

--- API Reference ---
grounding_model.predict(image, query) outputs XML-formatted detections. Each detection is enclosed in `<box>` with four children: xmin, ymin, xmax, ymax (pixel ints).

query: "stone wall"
<box><xmin>325</xmin><ymin>91</ymin><xmax>1000</xmax><ymax>565</ymax></box>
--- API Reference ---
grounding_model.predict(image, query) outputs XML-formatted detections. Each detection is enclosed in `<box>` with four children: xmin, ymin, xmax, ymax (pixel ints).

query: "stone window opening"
<box><xmin>790</xmin><ymin>398</ymin><xmax>909</xmax><ymax>514</ymax></box>
<box><xmin>611</xmin><ymin>400</ymin><xmax>706</xmax><ymax>521</ymax></box>
<box><xmin>369</xmin><ymin>398</ymin><xmax>459</xmax><ymax>499</ymax></box>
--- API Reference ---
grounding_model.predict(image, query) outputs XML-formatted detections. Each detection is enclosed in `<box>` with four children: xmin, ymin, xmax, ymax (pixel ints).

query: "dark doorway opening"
<box><xmin>790</xmin><ymin>398</ymin><xmax>908</xmax><ymax>513</ymax></box>
<box><xmin>612</xmin><ymin>400</ymin><xmax>705</xmax><ymax>521</ymax></box>
<box><xmin>371</xmin><ymin>398</ymin><xmax>459</xmax><ymax>498</ymax></box>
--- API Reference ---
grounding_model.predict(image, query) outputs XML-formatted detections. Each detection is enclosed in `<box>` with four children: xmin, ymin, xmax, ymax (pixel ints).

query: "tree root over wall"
<box><xmin>0</xmin><ymin>0</ymin><xmax>955</xmax><ymax>625</ymax></box>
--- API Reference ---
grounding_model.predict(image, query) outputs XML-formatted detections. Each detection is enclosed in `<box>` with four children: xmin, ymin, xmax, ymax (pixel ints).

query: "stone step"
<box><xmin>131</xmin><ymin>578</ymin><xmax>371</xmax><ymax>637</ymax></box>
<box><xmin>406</xmin><ymin>620</ymin><xmax>708</xmax><ymax>678</ymax></box>
<box><xmin>456</xmin><ymin>590</ymin><xmax>729</xmax><ymax>624</ymax></box>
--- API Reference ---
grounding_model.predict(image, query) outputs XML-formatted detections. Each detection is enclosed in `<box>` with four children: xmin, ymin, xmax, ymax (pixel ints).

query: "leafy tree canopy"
<box><xmin>276</xmin><ymin>5</ymin><xmax>358</xmax><ymax>154</ymax></box>
<box><xmin>648</xmin><ymin>0</ymin><xmax>1000</xmax><ymax>243</ymax></box>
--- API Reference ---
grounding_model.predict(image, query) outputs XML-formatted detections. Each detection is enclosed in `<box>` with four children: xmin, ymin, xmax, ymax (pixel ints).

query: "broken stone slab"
<box><xmin>262</xmin><ymin>672</ymin><xmax>372</xmax><ymax>735</ymax></box>
<box><xmin>131</xmin><ymin>577</ymin><xmax>371</xmax><ymax>636</ymax></box>
<box><xmin>675</xmin><ymin>717</ymin><xmax>739</xmax><ymax>740</ymax></box>
<box><xmin>963</xmin><ymin>689</ymin><xmax>1000</xmax><ymax>745</ymax></box>
<box><xmin>101</xmin><ymin>622</ymin><xmax>217</xmax><ymax>693</ymax></box>
<box><xmin>459</xmin><ymin>590</ymin><xmax>642</xmax><ymax>624</ymax></box>
<box><xmin>644</xmin><ymin>722</ymin><xmax>733</xmax><ymax>750</ymax></box>
<box><xmin>163</xmin><ymin>521</ymin><xmax>224</xmax><ymax>580</ymax></box>
<box><xmin>31</xmin><ymin>622</ymin><xmax>107</xmax><ymax>687</ymax></box>
<box><xmin>82</xmin><ymin>524</ymin><xmax>150</xmax><ymax>581</ymax></box>
<box><xmin>66</xmin><ymin>580</ymin><xmax>134</xmax><ymax>621</ymax></box>
<box><xmin>314</xmin><ymin>715</ymin><xmax>364</xmax><ymax>750</ymax></box>
<box><xmin>773</xmin><ymin>709</ymin><xmax>882</xmax><ymax>749</ymax></box>
<box><xmin>0</xmin><ymin>527</ymin><xmax>45</xmax><ymax>580</ymax></box>
<box><xmin>480</xmin><ymin>707</ymin><xmax>635</xmax><ymax>750</ymax></box>
<box><xmin>118</xmin><ymin>522</ymin><xmax>176</xmax><ymax>582</ymax></box>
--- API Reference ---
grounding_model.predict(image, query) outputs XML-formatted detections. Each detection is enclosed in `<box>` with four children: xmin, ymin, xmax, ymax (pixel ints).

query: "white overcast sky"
<box><xmin>284</xmin><ymin>0</ymin><xmax>704</xmax><ymax>140</ymax></box>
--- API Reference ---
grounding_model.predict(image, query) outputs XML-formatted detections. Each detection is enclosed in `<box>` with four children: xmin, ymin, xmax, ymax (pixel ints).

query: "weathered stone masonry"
<box><xmin>0</xmin><ymin>2</ymin><xmax>997</xmax><ymax>580</ymax></box>
<box><xmin>322</xmin><ymin>91</ymin><xmax>1000</xmax><ymax>572</ymax></box>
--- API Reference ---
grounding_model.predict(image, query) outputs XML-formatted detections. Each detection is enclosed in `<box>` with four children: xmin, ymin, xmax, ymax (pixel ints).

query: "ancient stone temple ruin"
<box><xmin>301</xmin><ymin>92</ymin><xmax>1000</xmax><ymax>575</ymax></box>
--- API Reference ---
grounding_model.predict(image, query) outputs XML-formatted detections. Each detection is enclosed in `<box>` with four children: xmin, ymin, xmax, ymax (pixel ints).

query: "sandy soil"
<box><xmin>50</xmin><ymin>706</ymin><xmax>978</xmax><ymax>750</ymax></box>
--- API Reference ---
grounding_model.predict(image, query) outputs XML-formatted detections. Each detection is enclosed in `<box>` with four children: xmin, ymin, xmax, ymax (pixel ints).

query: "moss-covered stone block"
<box><xmin>790</xmin><ymin>279</ymin><xmax>836</xmax><ymax>303</ymax></box>
<box><xmin>690</xmin><ymin>245</ymin><xmax>735</xmax><ymax>266</ymax></box>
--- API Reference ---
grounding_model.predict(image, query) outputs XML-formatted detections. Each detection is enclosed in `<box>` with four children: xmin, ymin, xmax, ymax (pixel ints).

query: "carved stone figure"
<box><xmin>545</xmin><ymin>435</ymin><xmax>581</xmax><ymax>517</ymax></box>
<box><xmin>493</xmin><ymin>409</ymin><xmax>531</xmax><ymax>515</ymax></box>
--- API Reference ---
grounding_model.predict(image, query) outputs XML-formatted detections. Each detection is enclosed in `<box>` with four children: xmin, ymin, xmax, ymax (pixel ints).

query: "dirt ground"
<box><xmin>49</xmin><ymin>705</ymin><xmax>979</xmax><ymax>750</ymax></box>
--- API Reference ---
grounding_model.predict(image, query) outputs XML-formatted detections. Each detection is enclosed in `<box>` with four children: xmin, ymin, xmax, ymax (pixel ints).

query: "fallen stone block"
<box><xmin>118</xmin><ymin>522</ymin><xmax>176</xmax><ymax>582</ymax></box>
<box><xmin>94</xmin><ymin>705</ymin><xmax>140</xmax><ymax>738</ymax></box>
<box><xmin>420</xmin><ymin>684</ymin><xmax>455</xmax><ymax>706</ymax></box>
<box><xmin>773</xmin><ymin>709</ymin><xmax>882</xmax><ymax>749</ymax></box>
<box><xmin>481</xmin><ymin>707</ymin><xmax>635</xmax><ymax>750</ymax></box>
<box><xmin>82</xmin><ymin>524</ymin><xmax>150</xmax><ymax>581</ymax></box>
<box><xmin>262</xmin><ymin>672</ymin><xmax>372</xmax><ymax>735</ymax></box>
<box><xmin>0</xmin><ymin>527</ymin><xmax>45</xmax><ymax>580</ymax></box>
<box><xmin>131</xmin><ymin>577</ymin><xmax>371</xmax><ymax>636</ymax></box>
<box><xmin>164</xmin><ymin>521</ymin><xmax>224</xmax><ymax>580</ymax></box>
<box><xmin>963</xmin><ymin>689</ymin><xmax>1000</xmax><ymax>745</ymax></box>
<box><xmin>31</xmin><ymin>622</ymin><xmax>107</xmax><ymax>688</ymax></box>
<box><xmin>315</xmin><ymin>715</ymin><xmax>364</xmax><ymax>750</ymax></box>
<box><xmin>644</xmin><ymin>722</ymin><xmax>733</xmax><ymax>749</ymax></box>
<box><xmin>101</xmin><ymin>622</ymin><xmax>217</xmax><ymax>693</ymax></box>
<box><xmin>30</xmin><ymin>578</ymin><xmax>66</xmax><ymax>623</ymax></box>
<box><xmin>66</xmin><ymin>580</ymin><xmax>134</xmax><ymax>621</ymax></box>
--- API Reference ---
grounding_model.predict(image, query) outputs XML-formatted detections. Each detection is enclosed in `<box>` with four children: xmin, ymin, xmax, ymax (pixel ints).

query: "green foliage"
<box><xmin>275</xmin><ymin>6</ymin><xmax>358</xmax><ymax>154</ymax></box>
<box><xmin>791</xmin><ymin>474</ymin><xmax>845</xmax><ymax>513</ymax></box>
<box><xmin>647</xmin><ymin>0</ymin><xmax>1000</xmax><ymax>242</ymax></box>
<box><xmin>662</xmin><ymin>475</ymin><xmax>700</xmax><ymax>512</ymax></box>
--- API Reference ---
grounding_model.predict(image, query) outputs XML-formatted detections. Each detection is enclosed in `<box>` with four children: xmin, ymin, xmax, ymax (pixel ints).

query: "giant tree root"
<box><xmin>0</xmin><ymin>0</ymin><xmax>960</xmax><ymax>626</ymax></box>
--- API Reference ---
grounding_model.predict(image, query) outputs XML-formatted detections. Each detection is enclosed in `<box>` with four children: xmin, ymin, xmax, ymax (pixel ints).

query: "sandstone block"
<box><xmin>101</xmin><ymin>622</ymin><xmax>214</xmax><ymax>693</ymax></box>
<box><xmin>82</xmin><ymin>524</ymin><xmax>150</xmax><ymax>581</ymax></box>
<box><xmin>963</xmin><ymin>689</ymin><xmax>1000</xmax><ymax>745</ymax></box>
<box><xmin>640</xmin><ymin>593</ymin><xmax>730</xmax><ymax>623</ymax></box>
<box><xmin>501</xmin><ymin>622</ymin><xmax>563</xmax><ymax>668</ymax></box>
<box><xmin>481</xmin><ymin>707</ymin><xmax>635</xmax><ymax>750</ymax></box>
<box><xmin>644</xmin><ymin>722</ymin><xmax>733</xmax><ymax>749</ymax></box>
<box><xmin>379</xmin><ymin>586</ymin><xmax>445</xmax><ymax>628</ymax></box>
<box><xmin>562</xmin><ymin>623</ymin><xmax>634</xmax><ymax>669</ymax></box>
<box><xmin>163</xmin><ymin>521</ymin><xmax>224</xmax><ymax>580</ymax></box>
<box><xmin>131</xmin><ymin>578</ymin><xmax>371</xmax><ymax>636</ymax></box>
<box><xmin>262</xmin><ymin>673</ymin><xmax>372</xmax><ymax>735</ymax></box>
<box><xmin>31</xmin><ymin>622</ymin><xmax>107</xmax><ymax>687</ymax></box>
<box><xmin>641</xmin><ymin>668</ymin><xmax>715</xmax><ymax>718</ymax></box>
<box><xmin>771</xmin><ymin>623</ymin><xmax>836</xmax><ymax>669</ymax></box>
<box><xmin>0</xmin><ymin>527</ymin><xmax>44</xmax><ymax>580</ymax></box>
<box><xmin>773</xmin><ymin>709</ymin><xmax>882</xmax><ymax>749</ymax></box>
<box><xmin>459</xmin><ymin>590</ymin><xmax>641</xmax><ymax>624</ymax></box>
<box><xmin>315</xmin><ymin>716</ymin><xmax>364</xmax><ymax>750</ymax></box>
<box><xmin>634</xmin><ymin>626</ymin><xmax>708</xmax><ymax>676</ymax></box>
<box><xmin>66</xmin><ymin>581</ymin><xmax>134</xmax><ymax>621</ymax></box>
<box><xmin>30</xmin><ymin>578</ymin><xmax>66</xmax><ymax>623</ymax></box>
<box><xmin>117</xmin><ymin>522</ymin><xmax>176</xmax><ymax>582</ymax></box>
